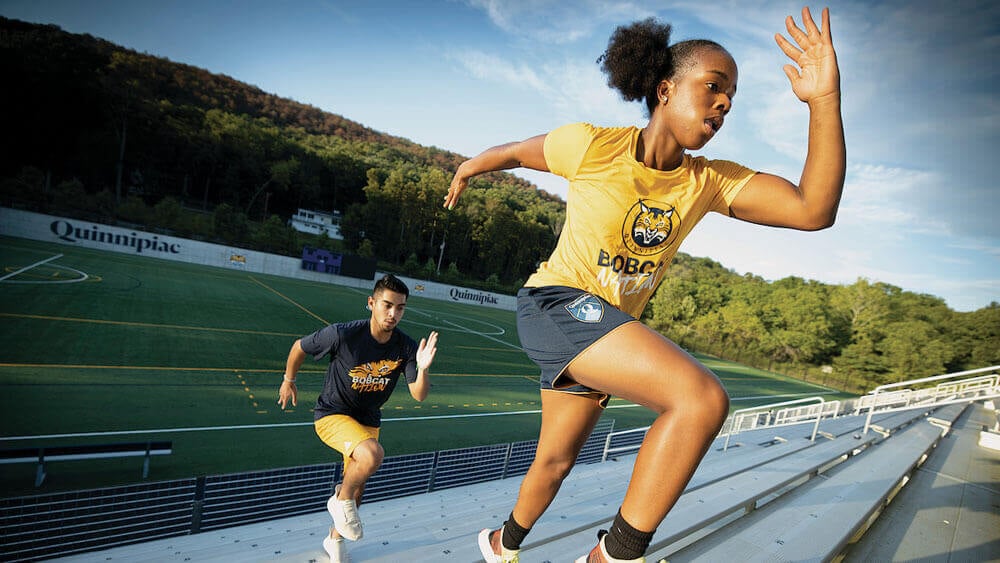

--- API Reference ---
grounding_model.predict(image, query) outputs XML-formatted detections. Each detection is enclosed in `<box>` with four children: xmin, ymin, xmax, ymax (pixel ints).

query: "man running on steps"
<box><xmin>277</xmin><ymin>273</ymin><xmax>439</xmax><ymax>562</ymax></box>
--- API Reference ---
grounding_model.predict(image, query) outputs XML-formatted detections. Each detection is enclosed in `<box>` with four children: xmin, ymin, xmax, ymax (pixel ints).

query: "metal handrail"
<box><xmin>601</xmin><ymin>425</ymin><xmax>650</xmax><ymax>462</ymax></box>
<box><xmin>862</xmin><ymin>365</ymin><xmax>1000</xmax><ymax>434</ymax></box>
<box><xmin>723</xmin><ymin>396</ymin><xmax>825</xmax><ymax>451</ymax></box>
<box><xmin>935</xmin><ymin>374</ymin><xmax>999</xmax><ymax>396</ymax></box>
<box><xmin>775</xmin><ymin>399</ymin><xmax>841</xmax><ymax>424</ymax></box>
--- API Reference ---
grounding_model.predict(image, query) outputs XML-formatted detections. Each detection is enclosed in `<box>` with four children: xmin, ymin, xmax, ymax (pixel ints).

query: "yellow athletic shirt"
<box><xmin>525</xmin><ymin>122</ymin><xmax>756</xmax><ymax>318</ymax></box>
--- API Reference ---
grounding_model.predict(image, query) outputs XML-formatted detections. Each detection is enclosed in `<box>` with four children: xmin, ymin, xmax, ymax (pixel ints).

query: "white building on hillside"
<box><xmin>289</xmin><ymin>208</ymin><xmax>343</xmax><ymax>240</ymax></box>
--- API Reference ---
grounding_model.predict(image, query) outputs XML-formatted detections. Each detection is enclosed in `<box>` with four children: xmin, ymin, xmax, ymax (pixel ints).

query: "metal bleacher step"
<box><xmin>356</xmin><ymin>403</ymin><xmax>964</xmax><ymax>561</ymax></box>
<box><xmin>526</xmin><ymin>430</ymin><xmax>878</xmax><ymax>562</ymax></box>
<box><xmin>845</xmin><ymin>402</ymin><xmax>999</xmax><ymax>562</ymax></box>
<box><xmin>52</xmin><ymin>403</ymin><xmax>977</xmax><ymax>563</ymax></box>
<box><xmin>357</xmin><ymin>427</ymin><xmax>874</xmax><ymax>561</ymax></box>
<box><xmin>660</xmin><ymin>418</ymin><xmax>947</xmax><ymax>562</ymax></box>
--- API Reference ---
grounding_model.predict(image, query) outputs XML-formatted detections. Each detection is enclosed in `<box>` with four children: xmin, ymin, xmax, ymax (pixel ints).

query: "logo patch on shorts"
<box><xmin>565</xmin><ymin>294</ymin><xmax>604</xmax><ymax>323</ymax></box>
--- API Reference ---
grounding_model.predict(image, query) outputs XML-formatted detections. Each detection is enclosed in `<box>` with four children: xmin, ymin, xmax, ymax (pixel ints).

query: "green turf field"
<box><xmin>0</xmin><ymin>236</ymin><xmax>853</xmax><ymax>495</ymax></box>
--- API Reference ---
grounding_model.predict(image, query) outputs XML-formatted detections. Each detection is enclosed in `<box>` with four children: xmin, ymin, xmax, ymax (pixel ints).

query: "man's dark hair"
<box><xmin>373</xmin><ymin>273</ymin><xmax>409</xmax><ymax>298</ymax></box>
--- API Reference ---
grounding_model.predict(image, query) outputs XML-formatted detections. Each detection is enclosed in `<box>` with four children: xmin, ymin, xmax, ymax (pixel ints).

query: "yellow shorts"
<box><xmin>314</xmin><ymin>414</ymin><xmax>380</xmax><ymax>469</ymax></box>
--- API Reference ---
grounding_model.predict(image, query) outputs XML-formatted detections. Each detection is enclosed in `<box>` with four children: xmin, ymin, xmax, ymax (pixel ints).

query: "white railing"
<box><xmin>598</xmin><ymin>366</ymin><xmax>1000</xmax><ymax>461</ymax></box>
<box><xmin>723</xmin><ymin>397</ymin><xmax>825</xmax><ymax>451</ymax></box>
<box><xmin>862</xmin><ymin>365</ymin><xmax>1000</xmax><ymax>434</ymax></box>
<box><xmin>774</xmin><ymin>400</ymin><xmax>841</xmax><ymax>425</ymax></box>
<box><xmin>852</xmin><ymin>389</ymin><xmax>912</xmax><ymax>415</ymax></box>
<box><xmin>935</xmin><ymin>374</ymin><xmax>999</xmax><ymax>397</ymax></box>
<box><xmin>601</xmin><ymin>426</ymin><xmax>650</xmax><ymax>462</ymax></box>
<box><xmin>601</xmin><ymin>396</ymin><xmax>832</xmax><ymax>459</ymax></box>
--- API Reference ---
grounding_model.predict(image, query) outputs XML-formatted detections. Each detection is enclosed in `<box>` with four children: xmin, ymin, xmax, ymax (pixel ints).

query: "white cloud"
<box><xmin>838</xmin><ymin>163</ymin><xmax>940</xmax><ymax>229</ymax></box>
<box><xmin>449</xmin><ymin>50</ymin><xmax>553</xmax><ymax>96</ymax></box>
<box><xmin>949</xmin><ymin>240</ymin><xmax>1000</xmax><ymax>261</ymax></box>
<box><xmin>465</xmin><ymin>0</ymin><xmax>652</xmax><ymax>44</ymax></box>
<box><xmin>449</xmin><ymin>49</ymin><xmax>642</xmax><ymax>127</ymax></box>
<box><xmin>540</xmin><ymin>59</ymin><xmax>645</xmax><ymax>124</ymax></box>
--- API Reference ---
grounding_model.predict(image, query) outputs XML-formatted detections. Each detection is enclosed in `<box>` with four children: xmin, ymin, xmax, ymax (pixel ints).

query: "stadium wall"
<box><xmin>0</xmin><ymin>207</ymin><xmax>516</xmax><ymax>311</ymax></box>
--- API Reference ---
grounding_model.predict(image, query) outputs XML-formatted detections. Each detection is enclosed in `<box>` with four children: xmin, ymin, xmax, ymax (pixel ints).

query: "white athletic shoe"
<box><xmin>323</xmin><ymin>534</ymin><xmax>349</xmax><ymax>562</ymax></box>
<box><xmin>478</xmin><ymin>527</ymin><xmax>519</xmax><ymax>563</ymax></box>
<box><xmin>328</xmin><ymin>484</ymin><xmax>363</xmax><ymax>541</ymax></box>
<box><xmin>575</xmin><ymin>531</ymin><xmax>645</xmax><ymax>563</ymax></box>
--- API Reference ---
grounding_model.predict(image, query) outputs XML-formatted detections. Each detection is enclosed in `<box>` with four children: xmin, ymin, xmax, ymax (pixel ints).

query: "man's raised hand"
<box><xmin>417</xmin><ymin>331</ymin><xmax>439</xmax><ymax>372</ymax></box>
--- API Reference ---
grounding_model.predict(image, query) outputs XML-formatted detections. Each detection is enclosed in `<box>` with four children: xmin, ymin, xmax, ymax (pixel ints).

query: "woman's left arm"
<box><xmin>729</xmin><ymin>7</ymin><xmax>846</xmax><ymax>231</ymax></box>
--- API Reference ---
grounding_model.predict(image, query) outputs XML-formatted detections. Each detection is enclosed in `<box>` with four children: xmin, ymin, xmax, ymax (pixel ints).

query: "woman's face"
<box><xmin>660</xmin><ymin>48</ymin><xmax>738</xmax><ymax>150</ymax></box>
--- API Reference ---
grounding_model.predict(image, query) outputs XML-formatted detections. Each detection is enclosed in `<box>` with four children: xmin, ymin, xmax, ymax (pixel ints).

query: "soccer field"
<box><xmin>0</xmin><ymin>236</ymin><xmax>850</xmax><ymax>494</ymax></box>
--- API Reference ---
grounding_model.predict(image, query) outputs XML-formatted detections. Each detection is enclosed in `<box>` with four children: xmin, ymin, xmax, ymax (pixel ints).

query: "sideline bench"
<box><xmin>0</xmin><ymin>441</ymin><xmax>172</xmax><ymax>486</ymax></box>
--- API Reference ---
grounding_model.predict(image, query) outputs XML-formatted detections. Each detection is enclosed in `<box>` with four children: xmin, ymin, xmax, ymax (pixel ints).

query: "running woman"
<box><xmin>277</xmin><ymin>273</ymin><xmax>439</xmax><ymax>563</ymax></box>
<box><xmin>444</xmin><ymin>7</ymin><xmax>844</xmax><ymax>563</ymax></box>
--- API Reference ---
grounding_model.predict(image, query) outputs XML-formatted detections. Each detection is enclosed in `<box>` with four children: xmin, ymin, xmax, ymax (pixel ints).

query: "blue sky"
<box><xmin>3</xmin><ymin>0</ymin><xmax>997</xmax><ymax>311</ymax></box>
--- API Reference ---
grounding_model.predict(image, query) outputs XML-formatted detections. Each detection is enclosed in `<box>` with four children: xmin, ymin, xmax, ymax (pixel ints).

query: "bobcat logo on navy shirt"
<box><xmin>349</xmin><ymin>360</ymin><xmax>399</xmax><ymax>392</ymax></box>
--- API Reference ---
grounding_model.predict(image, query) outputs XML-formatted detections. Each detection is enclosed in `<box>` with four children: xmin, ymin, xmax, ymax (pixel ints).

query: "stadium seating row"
<box><xmin>52</xmin><ymin>402</ymin><xmax>974</xmax><ymax>562</ymax></box>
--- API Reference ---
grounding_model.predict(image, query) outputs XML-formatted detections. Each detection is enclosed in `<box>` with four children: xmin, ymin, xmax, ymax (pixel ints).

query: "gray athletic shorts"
<box><xmin>516</xmin><ymin>286</ymin><xmax>636</xmax><ymax>407</ymax></box>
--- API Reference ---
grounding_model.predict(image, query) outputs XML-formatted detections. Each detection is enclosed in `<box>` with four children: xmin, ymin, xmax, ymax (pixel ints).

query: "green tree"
<box><xmin>50</xmin><ymin>178</ymin><xmax>88</xmax><ymax>215</ymax></box>
<box><xmin>92</xmin><ymin>189</ymin><xmax>117</xmax><ymax>222</ymax></box>
<box><xmin>117</xmin><ymin>195</ymin><xmax>150</xmax><ymax>224</ymax></box>
<box><xmin>0</xmin><ymin>167</ymin><xmax>48</xmax><ymax>209</ymax></box>
<box><xmin>442</xmin><ymin>262</ymin><xmax>461</xmax><ymax>284</ymax></box>
<box><xmin>956</xmin><ymin>303</ymin><xmax>1000</xmax><ymax>368</ymax></box>
<box><xmin>356</xmin><ymin>238</ymin><xmax>375</xmax><ymax>259</ymax></box>
<box><xmin>246</xmin><ymin>156</ymin><xmax>300</xmax><ymax>219</ymax></box>
<box><xmin>880</xmin><ymin>319</ymin><xmax>952</xmax><ymax>382</ymax></box>
<box><xmin>716</xmin><ymin>297</ymin><xmax>768</xmax><ymax>363</ymax></box>
<box><xmin>402</xmin><ymin>252</ymin><xmax>421</xmax><ymax>275</ymax></box>
<box><xmin>253</xmin><ymin>214</ymin><xmax>296</xmax><ymax>253</ymax></box>
<box><xmin>421</xmin><ymin>257</ymin><xmax>437</xmax><ymax>279</ymax></box>
<box><xmin>649</xmin><ymin>277</ymin><xmax>700</xmax><ymax>346</ymax></box>
<box><xmin>833</xmin><ymin>335</ymin><xmax>886</xmax><ymax>389</ymax></box>
<box><xmin>766</xmin><ymin>277</ymin><xmax>839</xmax><ymax>365</ymax></box>
<box><xmin>213</xmin><ymin>203</ymin><xmax>249</xmax><ymax>242</ymax></box>
<box><xmin>830</xmin><ymin>279</ymin><xmax>894</xmax><ymax>386</ymax></box>
<box><xmin>151</xmin><ymin>196</ymin><xmax>183</xmax><ymax>231</ymax></box>
<box><xmin>877</xmin><ymin>292</ymin><xmax>955</xmax><ymax>381</ymax></box>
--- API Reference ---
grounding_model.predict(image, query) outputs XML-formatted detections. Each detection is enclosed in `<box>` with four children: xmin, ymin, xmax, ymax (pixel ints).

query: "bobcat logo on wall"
<box><xmin>621</xmin><ymin>199</ymin><xmax>679</xmax><ymax>256</ymax></box>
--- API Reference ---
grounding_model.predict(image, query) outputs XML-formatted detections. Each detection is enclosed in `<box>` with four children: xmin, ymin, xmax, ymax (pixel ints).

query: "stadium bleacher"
<box><xmin>19</xmin><ymin>370</ymin><xmax>1000</xmax><ymax>562</ymax></box>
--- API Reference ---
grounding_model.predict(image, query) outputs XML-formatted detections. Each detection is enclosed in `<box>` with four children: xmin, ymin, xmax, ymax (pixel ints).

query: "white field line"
<box><xmin>0</xmin><ymin>392</ymin><xmax>819</xmax><ymax>442</ymax></box>
<box><xmin>0</xmin><ymin>410</ymin><xmax>545</xmax><ymax>441</ymax></box>
<box><xmin>0</xmin><ymin>253</ymin><xmax>67</xmax><ymax>282</ymax></box>
<box><xmin>439</xmin><ymin>316</ymin><xmax>520</xmax><ymax>350</ymax></box>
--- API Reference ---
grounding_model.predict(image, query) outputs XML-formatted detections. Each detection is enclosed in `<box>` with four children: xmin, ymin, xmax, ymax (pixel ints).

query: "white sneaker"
<box><xmin>575</xmin><ymin>531</ymin><xmax>645</xmax><ymax>563</ymax></box>
<box><xmin>478</xmin><ymin>527</ymin><xmax>519</xmax><ymax>563</ymax></box>
<box><xmin>328</xmin><ymin>484</ymin><xmax>363</xmax><ymax>541</ymax></box>
<box><xmin>323</xmin><ymin>534</ymin><xmax>349</xmax><ymax>562</ymax></box>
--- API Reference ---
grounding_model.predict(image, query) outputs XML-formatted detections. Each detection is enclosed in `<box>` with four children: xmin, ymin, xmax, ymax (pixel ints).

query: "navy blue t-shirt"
<box><xmin>300</xmin><ymin>319</ymin><xmax>419</xmax><ymax>427</ymax></box>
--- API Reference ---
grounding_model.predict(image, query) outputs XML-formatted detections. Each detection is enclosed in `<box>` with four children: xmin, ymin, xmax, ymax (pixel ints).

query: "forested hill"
<box><xmin>0</xmin><ymin>15</ymin><xmax>533</xmax><ymax>183</ymax></box>
<box><xmin>0</xmin><ymin>16</ymin><xmax>565</xmax><ymax>286</ymax></box>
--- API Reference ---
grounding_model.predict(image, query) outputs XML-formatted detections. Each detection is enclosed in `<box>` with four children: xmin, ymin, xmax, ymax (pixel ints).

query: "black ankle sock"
<box><xmin>604</xmin><ymin>510</ymin><xmax>654</xmax><ymax>559</ymax></box>
<box><xmin>501</xmin><ymin>512</ymin><xmax>530</xmax><ymax>550</ymax></box>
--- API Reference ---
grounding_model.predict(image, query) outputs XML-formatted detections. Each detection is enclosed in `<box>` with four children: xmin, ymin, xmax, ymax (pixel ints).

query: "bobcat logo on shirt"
<box><xmin>621</xmin><ymin>199</ymin><xmax>679</xmax><ymax>256</ymax></box>
<box><xmin>349</xmin><ymin>360</ymin><xmax>399</xmax><ymax>393</ymax></box>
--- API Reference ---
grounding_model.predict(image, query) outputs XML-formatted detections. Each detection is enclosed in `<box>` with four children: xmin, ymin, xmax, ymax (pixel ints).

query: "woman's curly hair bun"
<box><xmin>598</xmin><ymin>18</ymin><xmax>673</xmax><ymax>113</ymax></box>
